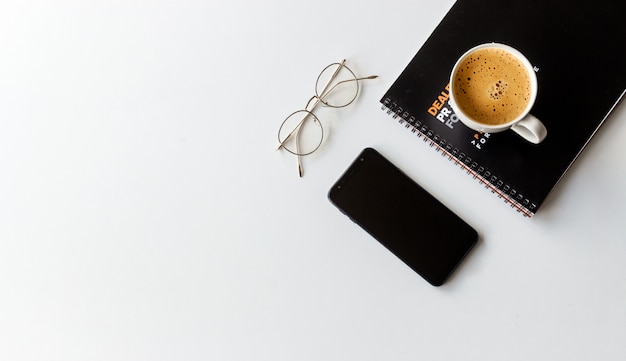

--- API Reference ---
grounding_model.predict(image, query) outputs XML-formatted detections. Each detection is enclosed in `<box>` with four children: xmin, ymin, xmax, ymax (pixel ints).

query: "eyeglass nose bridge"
<box><xmin>304</xmin><ymin>95</ymin><xmax>323</xmax><ymax>113</ymax></box>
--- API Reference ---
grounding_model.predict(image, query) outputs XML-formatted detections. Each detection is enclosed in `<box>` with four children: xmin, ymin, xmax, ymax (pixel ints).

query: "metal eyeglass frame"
<box><xmin>276</xmin><ymin>59</ymin><xmax>377</xmax><ymax>177</ymax></box>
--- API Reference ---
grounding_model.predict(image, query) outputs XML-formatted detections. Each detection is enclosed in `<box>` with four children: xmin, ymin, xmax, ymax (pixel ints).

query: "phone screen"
<box><xmin>328</xmin><ymin>148</ymin><xmax>478</xmax><ymax>286</ymax></box>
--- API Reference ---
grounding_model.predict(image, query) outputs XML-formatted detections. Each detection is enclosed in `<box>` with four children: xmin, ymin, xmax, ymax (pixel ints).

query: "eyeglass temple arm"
<box><xmin>296</xmin><ymin>125</ymin><xmax>304</xmax><ymax>177</ymax></box>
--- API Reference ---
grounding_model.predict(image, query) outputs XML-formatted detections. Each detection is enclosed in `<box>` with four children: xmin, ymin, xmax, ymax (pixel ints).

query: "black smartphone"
<box><xmin>328</xmin><ymin>148</ymin><xmax>478</xmax><ymax>286</ymax></box>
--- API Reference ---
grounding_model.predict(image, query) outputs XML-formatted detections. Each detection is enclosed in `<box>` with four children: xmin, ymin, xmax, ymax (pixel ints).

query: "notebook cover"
<box><xmin>380</xmin><ymin>0</ymin><xmax>626</xmax><ymax>216</ymax></box>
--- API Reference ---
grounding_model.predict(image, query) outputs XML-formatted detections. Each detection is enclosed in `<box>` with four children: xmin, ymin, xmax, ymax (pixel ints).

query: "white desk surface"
<box><xmin>1</xmin><ymin>1</ymin><xmax>625</xmax><ymax>360</ymax></box>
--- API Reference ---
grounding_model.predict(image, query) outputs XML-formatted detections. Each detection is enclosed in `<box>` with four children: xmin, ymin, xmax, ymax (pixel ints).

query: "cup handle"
<box><xmin>511</xmin><ymin>114</ymin><xmax>547</xmax><ymax>144</ymax></box>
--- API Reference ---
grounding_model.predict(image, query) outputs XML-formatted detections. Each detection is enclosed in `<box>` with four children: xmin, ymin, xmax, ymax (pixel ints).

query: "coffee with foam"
<box><xmin>452</xmin><ymin>47</ymin><xmax>532</xmax><ymax>126</ymax></box>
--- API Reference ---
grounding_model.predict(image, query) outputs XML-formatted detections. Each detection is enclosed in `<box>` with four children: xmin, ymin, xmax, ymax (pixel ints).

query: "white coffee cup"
<box><xmin>448</xmin><ymin>43</ymin><xmax>547</xmax><ymax>144</ymax></box>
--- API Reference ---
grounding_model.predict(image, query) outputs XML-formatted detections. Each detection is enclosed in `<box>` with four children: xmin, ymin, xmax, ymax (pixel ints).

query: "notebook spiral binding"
<box><xmin>381</xmin><ymin>97</ymin><xmax>537</xmax><ymax>217</ymax></box>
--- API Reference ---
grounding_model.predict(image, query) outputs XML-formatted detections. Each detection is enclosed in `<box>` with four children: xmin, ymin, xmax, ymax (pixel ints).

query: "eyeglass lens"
<box><xmin>315</xmin><ymin>63</ymin><xmax>359</xmax><ymax>108</ymax></box>
<box><xmin>277</xmin><ymin>110</ymin><xmax>323</xmax><ymax>156</ymax></box>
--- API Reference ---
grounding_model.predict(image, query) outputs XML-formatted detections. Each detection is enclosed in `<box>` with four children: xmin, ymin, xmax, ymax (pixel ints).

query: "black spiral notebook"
<box><xmin>381</xmin><ymin>0</ymin><xmax>626</xmax><ymax>216</ymax></box>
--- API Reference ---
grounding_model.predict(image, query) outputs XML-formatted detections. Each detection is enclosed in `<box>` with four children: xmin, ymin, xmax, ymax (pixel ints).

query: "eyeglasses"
<box><xmin>276</xmin><ymin>59</ymin><xmax>377</xmax><ymax>177</ymax></box>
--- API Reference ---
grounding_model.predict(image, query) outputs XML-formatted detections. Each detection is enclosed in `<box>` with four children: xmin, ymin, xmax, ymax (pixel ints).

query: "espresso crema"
<box><xmin>452</xmin><ymin>47</ymin><xmax>532</xmax><ymax>125</ymax></box>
